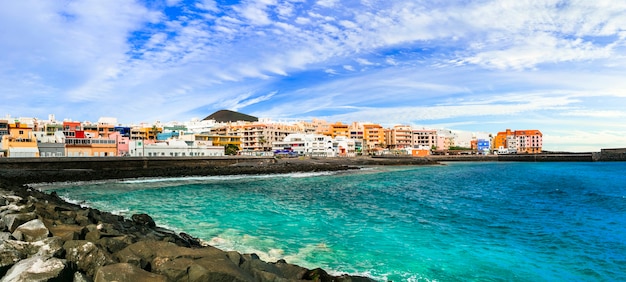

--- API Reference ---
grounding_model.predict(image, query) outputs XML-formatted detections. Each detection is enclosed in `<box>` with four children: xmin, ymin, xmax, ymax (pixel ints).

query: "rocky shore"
<box><xmin>0</xmin><ymin>157</ymin><xmax>439</xmax><ymax>282</ymax></box>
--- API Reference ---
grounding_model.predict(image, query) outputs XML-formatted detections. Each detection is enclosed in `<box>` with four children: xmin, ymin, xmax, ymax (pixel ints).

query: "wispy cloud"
<box><xmin>1</xmin><ymin>0</ymin><xmax>625</xmax><ymax>151</ymax></box>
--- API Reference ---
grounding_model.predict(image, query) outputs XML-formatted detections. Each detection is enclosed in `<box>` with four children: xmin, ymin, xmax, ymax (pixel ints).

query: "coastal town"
<box><xmin>0</xmin><ymin>110</ymin><xmax>542</xmax><ymax>157</ymax></box>
<box><xmin>0</xmin><ymin>110</ymin><xmax>542</xmax><ymax>158</ymax></box>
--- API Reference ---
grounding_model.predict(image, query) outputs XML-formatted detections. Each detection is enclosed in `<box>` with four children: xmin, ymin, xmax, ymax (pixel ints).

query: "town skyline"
<box><xmin>2</xmin><ymin>1</ymin><xmax>625</xmax><ymax>152</ymax></box>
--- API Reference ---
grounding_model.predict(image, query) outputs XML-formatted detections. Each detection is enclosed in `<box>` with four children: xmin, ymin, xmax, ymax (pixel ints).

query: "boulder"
<box><xmin>73</xmin><ymin>271</ymin><xmax>91</xmax><ymax>282</ymax></box>
<box><xmin>12</xmin><ymin>219</ymin><xmax>49</xmax><ymax>242</ymax></box>
<box><xmin>114</xmin><ymin>241</ymin><xmax>174</xmax><ymax>270</ymax></box>
<box><xmin>0</xmin><ymin>232</ymin><xmax>11</xmax><ymax>241</ymax></box>
<box><xmin>303</xmin><ymin>268</ymin><xmax>335</xmax><ymax>282</ymax></box>
<box><xmin>46</xmin><ymin>223</ymin><xmax>86</xmax><ymax>241</ymax></box>
<box><xmin>187</xmin><ymin>257</ymin><xmax>256</xmax><ymax>282</ymax></box>
<box><xmin>273</xmin><ymin>259</ymin><xmax>309</xmax><ymax>280</ymax></box>
<box><xmin>0</xmin><ymin>236</ymin><xmax>65</xmax><ymax>271</ymax></box>
<box><xmin>237</xmin><ymin>253</ymin><xmax>308</xmax><ymax>281</ymax></box>
<box><xmin>85</xmin><ymin>230</ymin><xmax>101</xmax><ymax>242</ymax></box>
<box><xmin>226</xmin><ymin>251</ymin><xmax>243</xmax><ymax>266</ymax></box>
<box><xmin>154</xmin><ymin>256</ymin><xmax>255</xmax><ymax>282</ymax></box>
<box><xmin>94</xmin><ymin>263</ymin><xmax>167</xmax><ymax>282</ymax></box>
<box><xmin>0</xmin><ymin>204</ymin><xmax>24</xmax><ymax>216</ymax></box>
<box><xmin>0</xmin><ymin>256</ymin><xmax>71</xmax><ymax>282</ymax></box>
<box><xmin>2</xmin><ymin>195</ymin><xmax>23</xmax><ymax>205</ymax></box>
<box><xmin>1</xmin><ymin>239</ymin><xmax>26</xmax><ymax>276</ymax></box>
<box><xmin>64</xmin><ymin>240</ymin><xmax>115</xmax><ymax>277</ymax></box>
<box><xmin>151</xmin><ymin>257</ymin><xmax>194</xmax><ymax>281</ymax></box>
<box><xmin>2</xmin><ymin>212</ymin><xmax>37</xmax><ymax>232</ymax></box>
<box><xmin>96</xmin><ymin>235</ymin><xmax>135</xmax><ymax>254</ymax></box>
<box><xmin>30</xmin><ymin>237</ymin><xmax>66</xmax><ymax>258</ymax></box>
<box><xmin>131</xmin><ymin>213</ymin><xmax>156</xmax><ymax>228</ymax></box>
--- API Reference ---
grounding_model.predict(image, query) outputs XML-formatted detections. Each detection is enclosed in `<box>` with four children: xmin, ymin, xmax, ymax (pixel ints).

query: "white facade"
<box><xmin>182</xmin><ymin>118</ymin><xmax>218</xmax><ymax>134</ymax></box>
<box><xmin>334</xmin><ymin>136</ymin><xmax>357</xmax><ymax>157</ymax></box>
<box><xmin>273</xmin><ymin>134</ymin><xmax>336</xmax><ymax>157</ymax></box>
<box><xmin>32</xmin><ymin>131</ymin><xmax>66</xmax><ymax>143</ymax></box>
<box><xmin>128</xmin><ymin>140</ymin><xmax>224</xmax><ymax>157</ymax></box>
<box><xmin>506</xmin><ymin>135</ymin><xmax>518</xmax><ymax>152</ymax></box>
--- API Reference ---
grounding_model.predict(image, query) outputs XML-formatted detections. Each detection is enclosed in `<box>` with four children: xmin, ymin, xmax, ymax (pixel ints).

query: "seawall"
<box><xmin>428</xmin><ymin>153</ymin><xmax>594</xmax><ymax>162</ymax></box>
<box><xmin>0</xmin><ymin>156</ymin><xmax>355</xmax><ymax>185</ymax></box>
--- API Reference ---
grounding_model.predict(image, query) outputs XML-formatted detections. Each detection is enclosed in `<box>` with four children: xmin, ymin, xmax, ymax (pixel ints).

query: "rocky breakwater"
<box><xmin>0</xmin><ymin>182</ymin><xmax>374</xmax><ymax>282</ymax></box>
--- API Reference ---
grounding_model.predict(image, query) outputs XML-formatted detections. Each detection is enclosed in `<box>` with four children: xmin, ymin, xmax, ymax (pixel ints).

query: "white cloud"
<box><xmin>235</xmin><ymin>1</ymin><xmax>274</xmax><ymax>25</ymax></box>
<box><xmin>2</xmin><ymin>0</ymin><xmax>626</xmax><ymax>152</ymax></box>
<box><xmin>217</xmin><ymin>91</ymin><xmax>278</xmax><ymax>111</ymax></box>
<box><xmin>355</xmin><ymin>58</ymin><xmax>375</xmax><ymax>66</ymax></box>
<box><xmin>560</xmin><ymin>110</ymin><xmax>626</xmax><ymax>118</ymax></box>
<box><xmin>195</xmin><ymin>0</ymin><xmax>219</xmax><ymax>12</ymax></box>
<box><xmin>316</xmin><ymin>0</ymin><xmax>338</xmax><ymax>8</ymax></box>
<box><xmin>166</xmin><ymin>0</ymin><xmax>182</xmax><ymax>6</ymax></box>
<box><xmin>295</xmin><ymin>17</ymin><xmax>311</xmax><ymax>25</ymax></box>
<box><xmin>324</xmin><ymin>68</ymin><xmax>338</xmax><ymax>75</ymax></box>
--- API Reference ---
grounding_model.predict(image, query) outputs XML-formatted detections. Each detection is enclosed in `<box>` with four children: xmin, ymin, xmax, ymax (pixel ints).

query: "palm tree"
<box><xmin>151</xmin><ymin>125</ymin><xmax>159</xmax><ymax>140</ymax></box>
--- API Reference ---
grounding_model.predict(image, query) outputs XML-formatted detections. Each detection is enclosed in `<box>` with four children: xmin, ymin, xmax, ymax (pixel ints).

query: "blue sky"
<box><xmin>1</xmin><ymin>0</ymin><xmax>625</xmax><ymax>152</ymax></box>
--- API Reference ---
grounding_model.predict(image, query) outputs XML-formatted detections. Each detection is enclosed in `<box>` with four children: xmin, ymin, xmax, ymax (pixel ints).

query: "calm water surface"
<box><xmin>46</xmin><ymin>162</ymin><xmax>626</xmax><ymax>281</ymax></box>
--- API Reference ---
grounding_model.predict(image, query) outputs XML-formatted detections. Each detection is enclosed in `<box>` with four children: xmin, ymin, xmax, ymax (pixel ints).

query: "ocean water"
<box><xmin>43</xmin><ymin>162</ymin><xmax>626</xmax><ymax>281</ymax></box>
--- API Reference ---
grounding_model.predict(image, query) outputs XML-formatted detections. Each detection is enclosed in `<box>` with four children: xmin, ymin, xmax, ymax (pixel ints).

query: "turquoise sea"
<box><xmin>44</xmin><ymin>162</ymin><xmax>626</xmax><ymax>281</ymax></box>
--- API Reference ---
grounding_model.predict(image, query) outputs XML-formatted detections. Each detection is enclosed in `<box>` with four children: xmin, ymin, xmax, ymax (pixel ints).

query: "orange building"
<box><xmin>1</xmin><ymin>121</ymin><xmax>40</xmax><ymax>157</ymax></box>
<box><xmin>493</xmin><ymin>129</ymin><xmax>542</xmax><ymax>154</ymax></box>
<box><xmin>319</xmin><ymin>122</ymin><xmax>349</xmax><ymax>139</ymax></box>
<box><xmin>65</xmin><ymin>138</ymin><xmax>117</xmax><ymax>157</ymax></box>
<box><xmin>493</xmin><ymin>129</ymin><xmax>513</xmax><ymax>150</ymax></box>
<box><xmin>362</xmin><ymin>123</ymin><xmax>385</xmax><ymax>149</ymax></box>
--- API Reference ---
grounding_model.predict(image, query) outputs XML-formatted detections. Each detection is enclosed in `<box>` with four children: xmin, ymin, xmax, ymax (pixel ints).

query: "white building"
<box><xmin>128</xmin><ymin>140</ymin><xmax>224</xmax><ymax>157</ymax></box>
<box><xmin>334</xmin><ymin>136</ymin><xmax>357</xmax><ymax>157</ymax></box>
<box><xmin>272</xmin><ymin>133</ymin><xmax>336</xmax><ymax>157</ymax></box>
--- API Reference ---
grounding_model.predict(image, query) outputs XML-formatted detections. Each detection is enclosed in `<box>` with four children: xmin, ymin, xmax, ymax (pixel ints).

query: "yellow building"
<box><xmin>130</xmin><ymin>126</ymin><xmax>162</xmax><ymax>140</ymax></box>
<box><xmin>195</xmin><ymin>134</ymin><xmax>242</xmax><ymax>150</ymax></box>
<box><xmin>1</xmin><ymin>122</ymin><xmax>40</xmax><ymax>157</ymax></box>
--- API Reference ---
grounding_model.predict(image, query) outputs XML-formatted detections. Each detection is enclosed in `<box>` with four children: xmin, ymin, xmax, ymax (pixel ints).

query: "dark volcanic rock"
<box><xmin>131</xmin><ymin>213</ymin><xmax>156</xmax><ymax>228</ymax></box>
<box><xmin>12</xmin><ymin>219</ymin><xmax>49</xmax><ymax>242</ymax></box>
<box><xmin>94</xmin><ymin>263</ymin><xmax>167</xmax><ymax>282</ymax></box>
<box><xmin>64</xmin><ymin>240</ymin><xmax>115</xmax><ymax>277</ymax></box>
<box><xmin>3</xmin><ymin>212</ymin><xmax>37</xmax><ymax>233</ymax></box>
<box><xmin>1</xmin><ymin>256</ymin><xmax>72</xmax><ymax>282</ymax></box>
<box><xmin>0</xmin><ymin>158</ymin><xmax>380</xmax><ymax>282</ymax></box>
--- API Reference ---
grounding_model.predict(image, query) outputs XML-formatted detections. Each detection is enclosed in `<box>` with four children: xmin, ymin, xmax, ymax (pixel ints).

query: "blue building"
<box><xmin>114</xmin><ymin>126</ymin><xmax>131</xmax><ymax>138</ymax></box>
<box><xmin>477</xmin><ymin>139</ymin><xmax>490</xmax><ymax>153</ymax></box>
<box><xmin>157</xmin><ymin>131</ymin><xmax>180</xmax><ymax>141</ymax></box>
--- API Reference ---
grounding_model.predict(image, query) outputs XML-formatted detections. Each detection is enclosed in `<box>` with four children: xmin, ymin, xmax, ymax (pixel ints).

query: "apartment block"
<box><xmin>494</xmin><ymin>129</ymin><xmax>542</xmax><ymax>154</ymax></box>
<box><xmin>1</xmin><ymin>121</ymin><xmax>40</xmax><ymax>157</ymax></box>
<box><xmin>412</xmin><ymin>129</ymin><xmax>437</xmax><ymax>149</ymax></box>
<box><xmin>389</xmin><ymin>125</ymin><xmax>413</xmax><ymax>149</ymax></box>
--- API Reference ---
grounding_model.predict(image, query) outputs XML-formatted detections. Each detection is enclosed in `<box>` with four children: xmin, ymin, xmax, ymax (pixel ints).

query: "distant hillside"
<box><xmin>202</xmin><ymin>110</ymin><xmax>258</xmax><ymax>123</ymax></box>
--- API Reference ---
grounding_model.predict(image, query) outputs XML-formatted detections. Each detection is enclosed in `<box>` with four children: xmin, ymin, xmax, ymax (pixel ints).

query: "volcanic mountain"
<box><xmin>202</xmin><ymin>110</ymin><xmax>258</xmax><ymax>123</ymax></box>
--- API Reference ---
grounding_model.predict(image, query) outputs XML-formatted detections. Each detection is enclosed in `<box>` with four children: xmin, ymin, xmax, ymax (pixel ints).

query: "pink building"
<box><xmin>109</xmin><ymin>132</ymin><xmax>130</xmax><ymax>156</ymax></box>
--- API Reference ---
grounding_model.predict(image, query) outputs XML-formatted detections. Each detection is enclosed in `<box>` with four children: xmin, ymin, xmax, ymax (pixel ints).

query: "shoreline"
<box><xmin>2</xmin><ymin>153</ymin><xmax>613</xmax><ymax>281</ymax></box>
<box><xmin>2</xmin><ymin>157</ymin><xmax>433</xmax><ymax>282</ymax></box>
